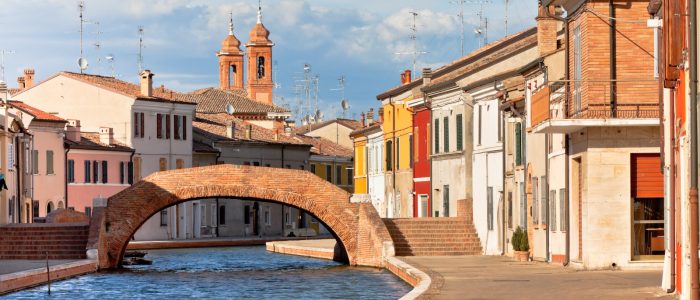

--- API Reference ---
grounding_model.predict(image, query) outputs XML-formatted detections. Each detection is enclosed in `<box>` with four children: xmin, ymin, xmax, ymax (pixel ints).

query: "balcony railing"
<box><xmin>530</xmin><ymin>80</ymin><xmax>660</xmax><ymax>128</ymax></box>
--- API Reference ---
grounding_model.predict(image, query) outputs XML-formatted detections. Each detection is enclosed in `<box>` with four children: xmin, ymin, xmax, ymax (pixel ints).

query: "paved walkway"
<box><xmin>0</xmin><ymin>260</ymin><xmax>80</xmax><ymax>275</ymax></box>
<box><xmin>400</xmin><ymin>256</ymin><xmax>672</xmax><ymax>300</ymax></box>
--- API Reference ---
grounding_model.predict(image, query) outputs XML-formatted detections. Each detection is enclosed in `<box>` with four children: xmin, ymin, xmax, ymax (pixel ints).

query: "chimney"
<box><xmin>226</xmin><ymin>121</ymin><xmax>236</xmax><ymax>138</ymax></box>
<box><xmin>422</xmin><ymin>68</ymin><xmax>433</xmax><ymax>87</ymax></box>
<box><xmin>284</xmin><ymin>125</ymin><xmax>292</xmax><ymax>136</ymax></box>
<box><xmin>360</xmin><ymin>112</ymin><xmax>366</xmax><ymax>127</ymax></box>
<box><xmin>367</xmin><ymin>108</ymin><xmax>374</xmax><ymax>124</ymax></box>
<box><xmin>245</xmin><ymin>125</ymin><xmax>252</xmax><ymax>140</ymax></box>
<box><xmin>401</xmin><ymin>70</ymin><xmax>412</xmax><ymax>85</ymax></box>
<box><xmin>17</xmin><ymin>77</ymin><xmax>26</xmax><ymax>89</ymax></box>
<box><xmin>65</xmin><ymin>120</ymin><xmax>81</xmax><ymax>142</ymax></box>
<box><xmin>140</xmin><ymin>70</ymin><xmax>154</xmax><ymax>97</ymax></box>
<box><xmin>378</xmin><ymin>107</ymin><xmax>384</xmax><ymax>123</ymax></box>
<box><xmin>536</xmin><ymin>1</ymin><xmax>558</xmax><ymax>56</ymax></box>
<box><xmin>99</xmin><ymin>127</ymin><xmax>114</xmax><ymax>145</ymax></box>
<box><xmin>23</xmin><ymin>69</ymin><xmax>35</xmax><ymax>88</ymax></box>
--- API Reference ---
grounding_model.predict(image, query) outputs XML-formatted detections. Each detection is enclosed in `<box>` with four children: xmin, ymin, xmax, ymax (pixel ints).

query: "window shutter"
<box><xmin>182</xmin><ymin>116</ymin><xmax>187</xmax><ymax>140</ymax></box>
<box><xmin>443</xmin><ymin>116</ymin><xmax>449</xmax><ymax>152</ymax></box>
<box><xmin>46</xmin><ymin>150</ymin><xmax>53</xmax><ymax>175</ymax></box>
<box><xmin>156</xmin><ymin>114</ymin><xmax>162</xmax><ymax>139</ymax></box>
<box><xmin>127</xmin><ymin>161</ymin><xmax>134</xmax><ymax>184</ymax></box>
<box><xmin>102</xmin><ymin>161</ymin><xmax>108</xmax><ymax>183</ymax></box>
<box><xmin>93</xmin><ymin>160</ymin><xmax>99</xmax><ymax>183</ymax></box>
<box><xmin>434</xmin><ymin>119</ymin><xmax>439</xmax><ymax>154</ymax></box>
<box><xmin>174</xmin><ymin>116</ymin><xmax>181</xmax><ymax>140</ymax></box>
<box><xmin>386</xmin><ymin>141</ymin><xmax>392</xmax><ymax>171</ymax></box>
<box><xmin>515</xmin><ymin>123</ymin><xmax>522</xmax><ymax>166</ymax></box>
<box><xmin>84</xmin><ymin>160</ymin><xmax>90</xmax><ymax>183</ymax></box>
<box><xmin>456</xmin><ymin>114</ymin><xmax>463</xmax><ymax>151</ymax></box>
<box><xmin>120</xmin><ymin>162</ymin><xmax>125</xmax><ymax>184</ymax></box>
<box><xmin>140</xmin><ymin>113</ymin><xmax>145</xmax><ymax>138</ymax></box>
<box><xmin>134</xmin><ymin>112</ymin><xmax>139</xmax><ymax>137</ymax></box>
<box><xmin>32</xmin><ymin>150</ymin><xmax>38</xmax><ymax>174</ymax></box>
<box><xmin>166</xmin><ymin>115</ymin><xmax>171</xmax><ymax>139</ymax></box>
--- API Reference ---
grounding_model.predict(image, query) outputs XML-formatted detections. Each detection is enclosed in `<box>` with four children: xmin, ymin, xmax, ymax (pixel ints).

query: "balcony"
<box><xmin>530</xmin><ymin>80</ymin><xmax>660</xmax><ymax>134</ymax></box>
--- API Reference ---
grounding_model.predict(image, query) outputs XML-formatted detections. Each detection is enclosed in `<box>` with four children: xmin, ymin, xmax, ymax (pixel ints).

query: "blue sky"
<box><xmin>0</xmin><ymin>0</ymin><xmax>537</xmax><ymax>121</ymax></box>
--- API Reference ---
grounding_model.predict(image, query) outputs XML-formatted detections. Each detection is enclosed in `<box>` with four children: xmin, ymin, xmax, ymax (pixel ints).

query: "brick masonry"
<box><xmin>0</xmin><ymin>223</ymin><xmax>90</xmax><ymax>260</ymax></box>
<box><xmin>96</xmin><ymin>164</ymin><xmax>393</xmax><ymax>269</ymax></box>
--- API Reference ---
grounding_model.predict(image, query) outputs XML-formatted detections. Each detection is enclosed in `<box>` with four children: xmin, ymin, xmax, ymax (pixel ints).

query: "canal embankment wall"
<box><xmin>0</xmin><ymin>259</ymin><xmax>97</xmax><ymax>295</ymax></box>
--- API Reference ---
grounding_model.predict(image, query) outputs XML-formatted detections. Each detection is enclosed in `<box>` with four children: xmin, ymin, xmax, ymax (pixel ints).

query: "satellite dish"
<box><xmin>105</xmin><ymin>54</ymin><xmax>114</xmax><ymax>61</ymax></box>
<box><xmin>341</xmin><ymin>99</ymin><xmax>349</xmax><ymax>111</ymax></box>
<box><xmin>78</xmin><ymin>57</ymin><xmax>89</xmax><ymax>71</ymax></box>
<box><xmin>225</xmin><ymin>103</ymin><xmax>235</xmax><ymax>115</ymax></box>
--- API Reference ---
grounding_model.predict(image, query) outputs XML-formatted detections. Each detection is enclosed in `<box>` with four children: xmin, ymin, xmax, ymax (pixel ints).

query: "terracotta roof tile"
<box><xmin>293</xmin><ymin>134</ymin><xmax>353</xmax><ymax>158</ymax></box>
<box><xmin>65</xmin><ymin>132</ymin><xmax>133</xmax><ymax>152</ymax></box>
<box><xmin>350</xmin><ymin>122</ymin><xmax>383</xmax><ymax>137</ymax></box>
<box><xmin>58</xmin><ymin>72</ymin><xmax>194</xmax><ymax>105</ymax></box>
<box><xmin>194</xmin><ymin>112</ymin><xmax>309</xmax><ymax>146</ymax></box>
<box><xmin>175</xmin><ymin>87</ymin><xmax>289</xmax><ymax>115</ymax></box>
<box><xmin>8</xmin><ymin>101</ymin><xmax>66</xmax><ymax>122</ymax></box>
<box><xmin>294</xmin><ymin>118</ymin><xmax>361</xmax><ymax>134</ymax></box>
<box><xmin>193</xmin><ymin>140</ymin><xmax>220</xmax><ymax>153</ymax></box>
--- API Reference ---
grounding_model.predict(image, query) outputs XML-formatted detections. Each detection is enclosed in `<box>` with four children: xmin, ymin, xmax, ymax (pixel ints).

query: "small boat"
<box><xmin>123</xmin><ymin>257</ymin><xmax>153</xmax><ymax>265</ymax></box>
<box><xmin>124</xmin><ymin>250</ymin><xmax>148</xmax><ymax>258</ymax></box>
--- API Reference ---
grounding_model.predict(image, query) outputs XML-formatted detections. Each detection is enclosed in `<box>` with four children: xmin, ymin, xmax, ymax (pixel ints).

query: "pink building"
<box><xmin>64</xmin><ymin>120</ymin><xmax>134</xmax><ymax>216</ymax></box>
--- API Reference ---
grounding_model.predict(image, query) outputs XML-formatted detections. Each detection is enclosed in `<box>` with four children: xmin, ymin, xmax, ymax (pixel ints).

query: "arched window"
<box><xmin>58</xmin><ymin>201</ymin><xmax>64</xmax><ymax>209</ymax></box>
<box><xmin>47</xmin><ymin>201</ymin><xmax>54</xmax><ymax>215</ymax></box>
<box><xmin>257</xmin><ymin>57</ymin><xmax>265</xmax><ymax>79</ymax></box>
<box><xmin>229</xmin><ymin>65</ymin><xmax>237</xmax><ymax>88</ymax></box>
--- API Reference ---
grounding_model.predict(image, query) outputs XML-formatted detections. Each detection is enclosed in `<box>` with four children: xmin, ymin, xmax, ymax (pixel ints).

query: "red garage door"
<box><xmin>631</xmin><ymin>153</ymin><xmax>663</xmax><ymax>198</ymax></box>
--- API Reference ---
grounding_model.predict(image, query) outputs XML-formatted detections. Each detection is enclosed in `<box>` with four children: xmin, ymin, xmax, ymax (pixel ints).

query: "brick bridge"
<box><xmin>94</xmin><ymin>164</ymin><xmax>394</xmax><ymax>269</ymax></box>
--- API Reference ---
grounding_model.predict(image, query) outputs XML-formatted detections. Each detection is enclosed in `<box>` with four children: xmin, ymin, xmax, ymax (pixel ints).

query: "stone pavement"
<box><xmin>0</xmin><ymin>259</ymin><xmax>80</xmax><ymax>275</ymax></box>
<box><xmin>400</xmin><ymin>256</ymin><xmax>672</xmax><ymax>300</ymax></box>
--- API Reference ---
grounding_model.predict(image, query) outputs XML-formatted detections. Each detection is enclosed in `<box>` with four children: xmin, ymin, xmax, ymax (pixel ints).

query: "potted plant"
<box><xmin>511</xmin><ymin>226</ymin><xmax>530</xmax><ymax>262</ymax></box>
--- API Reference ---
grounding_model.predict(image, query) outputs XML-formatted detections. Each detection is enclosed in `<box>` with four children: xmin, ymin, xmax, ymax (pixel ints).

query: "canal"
<box><xmin>6</xmin><ymin>246</ymin><xmax>411</xmax><ymax>299</ymax></box>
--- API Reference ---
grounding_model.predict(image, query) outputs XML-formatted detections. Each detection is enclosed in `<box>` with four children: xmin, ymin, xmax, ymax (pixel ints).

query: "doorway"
<box><xmin>631</xmin><ymin>153</ymin><xmax>664</xmax><ymax>260</ymax></box>
<box><xmin>418</xmin><ymin>195</ymin><xmax>429</xmax><ymax>218</ymax></box>
<box><xmin>443</xmin><ymin>185</ymin><xmax>450</xmax><ymax>217</ymax></box>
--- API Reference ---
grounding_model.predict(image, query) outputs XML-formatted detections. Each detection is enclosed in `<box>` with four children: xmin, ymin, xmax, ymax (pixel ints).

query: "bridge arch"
<box><xmin>96</xmin><ymin>165</ymin><xmax>393</xmax><ymax>269</ymax></box>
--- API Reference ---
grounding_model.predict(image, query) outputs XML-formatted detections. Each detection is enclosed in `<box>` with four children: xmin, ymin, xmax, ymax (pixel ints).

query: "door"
<box><xmin>252</xmin><ymin>202</ymin><xmax>259</xmax><ymax>236</ymax></box>
<box><xmin>419</xmin><ymin>195</ymin><xmax>429</xmax><ymax>218</ymax></box>
<box><xmin>631</xmin><ymin>153</ymin><xmax>664</xmax><ymax>260</ymax></box>
<box><xmin>443</xmin><ymin>185</ymin><xmax>450</xmax><ymax>217</ymax></box>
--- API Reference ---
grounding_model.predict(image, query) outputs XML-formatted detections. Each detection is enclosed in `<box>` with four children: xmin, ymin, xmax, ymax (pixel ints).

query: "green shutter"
<box><xmin>443</xmin><ymin>117</ymin><xmax>449</xmax><ymax>152</ymax></box>
<box><xmin>515</xmin><ymin>122</ymin><xmax>522</xmax><ymax>166</ymax></box>
<box><xmin>456</xmin><ymin>114</ymin><xmax>463</xmax><ymax>151</ymax></box>
<box><xmin>434</xmin><ymin>119</ymin><xmax>440</xmax><ymax>154</ymax></box>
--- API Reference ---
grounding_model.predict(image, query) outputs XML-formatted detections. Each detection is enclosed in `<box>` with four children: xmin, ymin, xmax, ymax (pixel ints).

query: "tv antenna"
<box><xmin>451</xmin><ymin>0</ymin><xmax>490</xmax><ymax>56</ymax></box>
<box><xmin>474</xmin><ymin>1</ymin><xmax>490</xmax><ymax>47</ymax></box>
<box><xmin>331</xmin><ymin>76</ymin><xmax>347</xmax><ymax>118</ymax></box>
<box><xmin>0</xmin><ymin>50</ymin><xmax>15</xmax><ymax>82</ymax></box>
<box><xmin>78</xmin><ymin>0</ymin><xmax>89</xmax><ymax>73</ymax></box>
<box><xmin>137</xmin><ymin>26</ymin><xmax>145</xmax><ymax>74</ymax></box>
<box><xmin>504</xmin><ymin>0</ymin><xmax>509</xmax><ymax>36</ymax></box>
<box><xmin>395</xmin><ymin>11</ymin><xmax>427</xmax><ymax>75</ymax></box>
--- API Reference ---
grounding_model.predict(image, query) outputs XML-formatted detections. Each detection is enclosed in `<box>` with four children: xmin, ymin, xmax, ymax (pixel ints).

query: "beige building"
<box><xmin>294</xmin><ymin>118</ymin><xmax>361</xmax><ymax>149</ymax></box>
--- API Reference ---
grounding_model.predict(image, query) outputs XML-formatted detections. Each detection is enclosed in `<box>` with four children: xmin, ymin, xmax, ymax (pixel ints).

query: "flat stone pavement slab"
<box><xmin>400</xmin><ymin>256</ymin><xmax>673</xmax><ymax>300</ymax></box>
<box><xmin>0</xmin><ymin>259</ymin><xmax>80</xmax><ymax>275</ymax></box>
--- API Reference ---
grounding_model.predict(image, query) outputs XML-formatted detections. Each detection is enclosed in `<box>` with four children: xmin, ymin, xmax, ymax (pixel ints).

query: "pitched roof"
<box><xmin>349</xmin><ymin>121</ymin><xmax>383</xmax><ymax>137</ymax></box>
<box><xmin>293</xmin><ymin>134</ymin><xmax>353</xmax><ymax>158</ymax></box>
<box><xmin>49</xmin><ymin>72</ymin><xmax>195</xmax><ymax>105</ymax></box>
<box><xmin>175</xmin><ymin>87</ymin><xmax>289</xmax><ymax>115</ymax></box>
<box><xmin>64</xmin><ymin>132</ymin><xmax>133</xmax><ymax>152</ymax></box>
<box><xmin>293</xmin><ymin>118</ymin><xmax>361</xmax><ymax>134</ymax></box>
<box><xmin>8</xmin><ymin>101</ymin><xmax>66</xmax><ymax>122</ymax></box>
<box><xmin>193</xmin><ymin>140</ymin><xmax>220</xmax><ymax>153</ymax></box>
<box><xmin>193</xmin><ymin>112</ymin><xmax>309</xmax><ymax>146</ymax></box>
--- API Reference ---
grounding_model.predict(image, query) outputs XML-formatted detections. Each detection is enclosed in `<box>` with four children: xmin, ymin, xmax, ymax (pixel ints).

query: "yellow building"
<box><xmin>350</xmin><ymin>132</ymin><xmax>368</xmax><ymax>194</ymax></box>
<box><xmin>294</xmin><ymin>134</ymin><xmax>354</xmax><ymax>193</ymax></box>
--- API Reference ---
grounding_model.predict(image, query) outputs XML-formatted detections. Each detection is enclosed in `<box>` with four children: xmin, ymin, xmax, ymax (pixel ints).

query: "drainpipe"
<box><xmin>64</xmin><ymin>144</ymin><xmax>69</xmax><ymax>209</ymax></box>
<box><xmin>609</xmin><ymin>0</ymin><xmax>617</xmax><ymax>117</ymax></box>
<box><xmin>496</xmin><ymin>80</ymin><xmax>507</xmax><ymax>254</ymax></box>
<box><xmin>215</xmin><ymin>146</ymin><xmax>221</xmax><ymax>237</ymax></box>
<box><xmin>668</xmin><ymin>88</ymin><xmax>676</xmax><ymax>294</ymax></box>
<box><xmin>689</xmin><ymin>0</ymin><xmax>699</xmax><ymax>297</ymax></box>
<box><xmin>544</xmin><ymin>2</ymin><xmax>570</xmax><ymax>266</ymax></box>
<box><xmin>16</xmin><ymin>136</ymin><xmax>21</xmax><ymax>222</ymax></box>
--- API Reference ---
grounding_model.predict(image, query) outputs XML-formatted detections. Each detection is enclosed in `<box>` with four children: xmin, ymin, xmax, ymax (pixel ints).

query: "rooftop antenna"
<box><xmin>93</xmin><ymin>21</ymin><xmax>102</xmax><ymax>74</ymax></box>
<box><xmin>504</xmin><ymin>0</ymin><xmax>509</xmax><ymax>36</ymax></box>
<box><xmin>78</xmin><ymin>0</ymin><xmax>89</xmax><ymax>73</ymax></box>
<box><xmin>0</xmin><ymin>50</ymin><xmax>15</xmax><ymax>82</ymax></box>
<box><xmin>137</xmin><ymin>26</ymin><xmax>144</xmax><ymax>74</ymax></box>
<box><xmin>474</xmin><ymin>2</ymin><xmax>490</xmax><ymax>47</ymax></box>
<box><xmin>331</xmin><ymin>76</ymin><xmax>347</xmax><ymax>117</ymax></box>
<box><xmin>105</xmin><ymin>54</ymin><xmax>115</xmax><ymax>77</ymax></box>
<box><xmin>395</xmin><ymin>11</ymin><xmax>428</xmax><ymax>75</ymax></box>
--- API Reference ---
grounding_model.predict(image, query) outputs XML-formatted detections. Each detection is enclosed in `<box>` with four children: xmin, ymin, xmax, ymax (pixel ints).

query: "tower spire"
<box><xmin>257</xmin><ymin>0</ymin><xmax>262</xmax><ymax>24</ymax></box>
<box><xmin>228</xmin><ymin>11</ymin><xmax>234</xmax><ymax>35</ymax></box>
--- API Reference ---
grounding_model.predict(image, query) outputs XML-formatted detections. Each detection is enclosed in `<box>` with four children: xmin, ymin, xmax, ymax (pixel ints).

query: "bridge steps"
<box><xmin>384</xmin><ymin>218</ymin><xmax>482</xmax><ymax>256</ymax></box>
<box><xmin>0</xmin><ymin>223</ymin><xmax>89</xmax><ymax>260</ymax></box>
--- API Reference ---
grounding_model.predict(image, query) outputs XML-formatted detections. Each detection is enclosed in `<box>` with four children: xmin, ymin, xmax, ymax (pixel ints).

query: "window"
<box><xmin>244</xmin><ymin>162</ymin><xmax>251</xmax><ymax>166</ymax></box>
<box><xmin>456</xmin><ymin>114</ymin><xmax>463</xmax><ymax>151</ymax></box>
<box><xmin>92</xmin><ymin>160</ymin><xmax>99</xmax><ymax>183</ymax></box>
<box><xmin>46</xmin><ymin>201</ymin><xmax>54</xmax><ymax>215</ymax></box>
<box><xmin>326</xmin><ymin>165</ymin><xmax>332</xmax><ymax>182</ymax></box>
<box><xmin>541</xmin><ymin>176</ymin><xmax>547</xmax><ymax>226</ymax></box>
<box><xmin>219</xmin><ymin>205</ymin><xmax>226</xmax><ymax>225</ymax></box>
<box><xmin>310</xmin><ymin>164</ymin><xmax>316</xmax><ymax>174</ymax></box>
<box><xmin>32</xmin><ymin>201</ymin><xmax>39</xmax><ymax>219</ymax></box>
<box><xmin>443</xmin><ymin>185</ymin><xmax>450</xmax><ymax>217</ymax></box>
<box><xmin>244</xmin><ymin>205</ymin><xmax>251</xmax><ymax>224</ymax></box>
<box><xmin>8</xmin><ymin>143</ymin><xmax>14</xmax><ymax>170</ymax></box>
<box><xmin>414</xmin><ymin>128</ymin><xmax>419</xmax><ymax>163</ymax></box>
<box><xmin>443</xmin><ymin>116</ymin><xmax>449</xmax><ymax>151</ymax></box>
<box><xmin>101</xmin><ymin>161</ymin><xmax>108</xmax><ymax>184</ymax></box>
<box><xmin>515</xmin><ymin>122</ymin><xmax>522</xmax><ymax>166</ymax></box>
<box><xmin>336</xmin><ymin>166</ymin><xmax>342</xmax><ymax>184</ymax></box>
<box><xmin>550</xmin><ymin>190</ymin><xmax>557</xmax><ymax>231</ymax></box>
<box><xmin>128</xmin><ymin>161</ymin><xmax>134</xmax><ymax>184</ymax></box>
<box><xmin>532</xmin><ymin>177</ymin><xmax>539</xmax><ymax>224</ymax></box>
<box><xmin>560</xmin><ymin>188</ymin><xmax>566</xmax><ymax>231</ymax></box>
<box><xmin>434</xmin><ymin>119</ymin><xmax>439</xmax><ymax>153</ymax></box>
<box><xmin>159</xmin><ymin>158</ymin><xmax>167</xmax><ymax>171</ymax></box>
<box><xmin>409</xmin><ymin>134</ymin><xmax>414</xmax><ymax>168</ymax></box>
<box><xmin>520</xmin><ymin>183</ymin><xmax>526</xmax><ymax>228</ymax></box>
<box><xmin>285</xmin><ymin>207</ymin><xmax>291</xmax><ymax>225</ymax></box>
<box><xmin>253</xmin><ymin>161</ymin><xmax>260</xmax><ymax>166</ymax></box>
<box><xmin>119</xmin><ymin>162</ymin><xmax>125</xmax><ymax>184</ymax></box>
<box><xmin>67</xmin><ymin>159</ymin><xmax>75</xmax><ymax>183</ymax></box>
<box><xmin>386</xmin><ymin>140</ymin><xmax>393</xmax><ymax>170</ymax></box>
<box><xmin>573</xmin><ymin>25</ymin><xmax>582</xmax><ymax>114</ymax></box>
<box><xmin>174</xmin><ymin>115</ymin><xmax>181</xmax><ymax>140</ymax></box>
<box><xmin>487</xmin><ymin>187</ymin><xmax>494</xmax><ymax>230</ymax></box>
<box><xmin>176</xmin><ymin>159</ymin><xmax>185</xmax><ymax>169</ymax></box>
<box><xmin>396</xmin><ymin>137</ymin><xmax>401</xmax><ymax>170</ymax></box>
<box><xmin>31</xmin><ymin>150</ymin><xmax>38</xmax><ymax>174</ymax></box>
<box><xmin>264</xmin><ymin>207</ymin><xmax>271</xmax><ymax>225</ymax></box>
<box><xmin>156</xmin><ymin>113</ymin><xmax>163</xmax><ymax>139</ymax></box>
<box><xmin>134</xmin><ymin>112</ymin><xmax>145</xmax><ymax>138</ymax></box>
<box><xmin>160</xmin><ymin>210</ymin><xmax>168</xmax><ymax>226</ymax></box>
<box><xmin>84</xmin><ymin>160</ymin><xmax>91</xmax><ymax>183</ymax></box>
<box><xmin>478</xmin><ymin>105</ymin><xmax>482</xmax><ymax>145</ymax></box>
<box><xmin>257</xmin><ymin>57</ymin><xmax>265</xmax><ymax>79</ymax></box>
<box><xmin>46</xmin><ymin>150</ymin><xmax>54</xmax><ymax>175</ymax></box>
<box><xmin>507</xmin><ymin>192</ymin><xmax>513</xmax><ymax>229</ymax></box>
<box><xmin>85</xmin><ymin>207</ymin><xmax>92</xmax><ymax>217</ymax></box>
<box><xmin>347</xmin><ymin>168</ymin><xmax>353</xmax><ymax>186</ymax></box>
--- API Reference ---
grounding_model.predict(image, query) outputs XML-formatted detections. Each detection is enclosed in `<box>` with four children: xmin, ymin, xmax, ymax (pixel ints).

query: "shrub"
<box><xmin>511</xmin><ymin>226</ymin><xmax>530</xmax><ymax>251</ymax></box>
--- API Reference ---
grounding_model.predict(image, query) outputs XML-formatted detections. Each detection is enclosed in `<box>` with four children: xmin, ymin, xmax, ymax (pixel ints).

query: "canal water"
<box><xmin>6</xmin><ymin>246</ymin><xmax>411</xmax><ymax>299</ymax></box>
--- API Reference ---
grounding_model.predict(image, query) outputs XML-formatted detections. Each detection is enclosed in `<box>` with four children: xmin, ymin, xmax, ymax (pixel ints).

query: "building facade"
<box><xmin>407</xmin><ymin>96</ymin><xmax>431</xmax><ymax>217</ymax></box>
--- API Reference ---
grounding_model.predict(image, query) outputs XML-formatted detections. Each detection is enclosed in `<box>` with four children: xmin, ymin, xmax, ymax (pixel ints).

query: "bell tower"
<box><xmin>245</xmin><ymin>2</ymin><xmax>274</xmax><ymax>105</ymax></box>
<box><xmin>218</xmin><ymin>12</ymin><xmax>244</xmax><ymax>91</ymax></box>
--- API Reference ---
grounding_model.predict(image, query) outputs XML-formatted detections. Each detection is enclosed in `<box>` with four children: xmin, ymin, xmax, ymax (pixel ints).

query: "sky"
<box><xmin>0</xmin><ymin>0</ymin><xmax>537</xmax><ymax>121</ymax></box>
